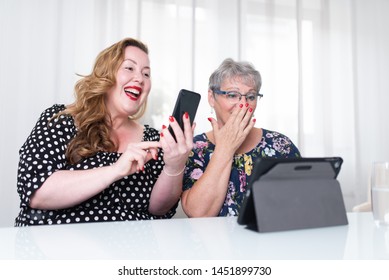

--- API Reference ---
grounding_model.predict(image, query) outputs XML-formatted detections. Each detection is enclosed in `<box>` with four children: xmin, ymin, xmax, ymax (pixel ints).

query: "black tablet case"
<box><xmin>237</xmin><ymin>157</ymin><xmax>348</xmax><ymax>232</ymax></box>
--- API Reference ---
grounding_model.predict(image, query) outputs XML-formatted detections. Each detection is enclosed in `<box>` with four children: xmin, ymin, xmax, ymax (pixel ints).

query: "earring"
<box><xmin>211</xmin><ymin>107</ymin><xmax>214</xmax><ymax>114</ymax></box>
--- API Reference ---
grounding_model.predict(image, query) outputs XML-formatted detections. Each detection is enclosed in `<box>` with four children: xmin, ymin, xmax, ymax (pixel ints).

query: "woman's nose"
<box><xmin>133</xmin><ymin>71</ymin><xmax>143</xmax><ymax>83</ymax></box>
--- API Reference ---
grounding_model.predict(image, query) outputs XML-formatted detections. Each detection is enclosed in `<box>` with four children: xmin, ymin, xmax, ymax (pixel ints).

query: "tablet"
<box><xmin>237</xmin><ymin>157</ymin><xmax>347</xmax><ymax>232</ymax></box>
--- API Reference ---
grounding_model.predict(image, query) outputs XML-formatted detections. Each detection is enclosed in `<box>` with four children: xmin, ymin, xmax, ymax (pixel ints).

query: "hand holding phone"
<box><xmin>168</xmin><ymin>89</ymin><xmax>201</xmax><ymax>141</ymax></box>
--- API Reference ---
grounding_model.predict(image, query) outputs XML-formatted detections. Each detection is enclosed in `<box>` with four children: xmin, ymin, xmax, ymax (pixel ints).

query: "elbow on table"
<box><xmin>181</xmin><ymin>199</ymin><xmax>218</xmax><ymax>218</ymax></box>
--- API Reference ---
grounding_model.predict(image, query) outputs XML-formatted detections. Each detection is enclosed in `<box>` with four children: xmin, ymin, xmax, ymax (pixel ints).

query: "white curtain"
<box><xmin>0</xmin><ymin>0</ymin><xmax>388</xmax><ymax>227</ymax></box>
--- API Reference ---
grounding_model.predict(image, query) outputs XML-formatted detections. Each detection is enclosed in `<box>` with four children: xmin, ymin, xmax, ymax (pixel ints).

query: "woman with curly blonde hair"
<box><xmin>15</xmin><ymin>38</ymin><xmax>193</xmax><ymax>226</ymax></box>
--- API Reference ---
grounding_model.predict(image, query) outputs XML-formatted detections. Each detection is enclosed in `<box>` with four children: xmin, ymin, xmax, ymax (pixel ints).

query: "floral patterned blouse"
<box><xmin>183</xmin><ymin>128</ymin><xmax>301</xmax><ymax>216</ymax></box>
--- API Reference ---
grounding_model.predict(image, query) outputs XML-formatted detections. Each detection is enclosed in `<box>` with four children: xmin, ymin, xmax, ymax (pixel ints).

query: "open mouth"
<box><xmin>124</xmin><ymin>86</ymin><xmax>142</xmax><ymax>101</ymax></box>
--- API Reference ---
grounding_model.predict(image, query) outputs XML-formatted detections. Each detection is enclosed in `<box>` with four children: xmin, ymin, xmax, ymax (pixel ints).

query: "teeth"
<box><xmin>125</xmin><ymin>89</ymin><xmax>140</xmax><ymax>96</ymax></box>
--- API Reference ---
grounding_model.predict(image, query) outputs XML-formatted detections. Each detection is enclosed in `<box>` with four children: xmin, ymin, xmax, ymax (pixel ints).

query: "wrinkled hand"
<box><xmin>160</xmin><ymin>113</ymin><xmax>194</xmax><ymax>174</ymax></box>
<box><xmin>114</xmin><ymin>141</ymin><xmax>161</xmax><ymax>178</ymax></box>
<box><xmin>208</xmin><ymin>103</ymin><xmax>255</xmax><ymax>156</ymax></box>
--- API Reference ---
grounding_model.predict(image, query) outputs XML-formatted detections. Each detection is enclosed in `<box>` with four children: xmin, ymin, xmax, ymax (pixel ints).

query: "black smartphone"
<box><xmin>168</xmin><ymin>89</ymin><xmax>201</xmax><ymax>141</ymax></box>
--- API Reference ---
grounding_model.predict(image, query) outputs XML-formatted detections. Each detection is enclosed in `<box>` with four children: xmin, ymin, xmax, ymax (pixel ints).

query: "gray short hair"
<box><xmin>208</xmin><ymin>58</ymin><xmax>262</xmax><ymax>93</ymax></box>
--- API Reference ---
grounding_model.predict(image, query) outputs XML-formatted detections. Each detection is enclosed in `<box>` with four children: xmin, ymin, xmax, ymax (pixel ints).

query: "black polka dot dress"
<box><xmin>15</xmin><ymin>104</ymin><xmax>176</xmax><ymax>226</ymax></box>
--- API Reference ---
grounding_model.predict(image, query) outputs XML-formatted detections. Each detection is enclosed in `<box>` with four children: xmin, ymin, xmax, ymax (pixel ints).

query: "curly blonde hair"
<box><xmin>59</xmin><ymin>38</ymin><xmax>149</xmax><ymax>164</ymax></box>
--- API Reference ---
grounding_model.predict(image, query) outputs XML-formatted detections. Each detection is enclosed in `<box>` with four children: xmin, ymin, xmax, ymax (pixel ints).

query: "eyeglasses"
<box><xmin>213</xmin><ymin>89</ymin><xmax>263</xmax><ymax>104</ymax></box>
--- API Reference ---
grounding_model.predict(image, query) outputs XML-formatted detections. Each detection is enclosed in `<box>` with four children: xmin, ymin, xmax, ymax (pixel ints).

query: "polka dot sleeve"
<box><xmin>16</xmin><ymin>104</ymin><xmax>75</xmax><ymax>206</ymax></box>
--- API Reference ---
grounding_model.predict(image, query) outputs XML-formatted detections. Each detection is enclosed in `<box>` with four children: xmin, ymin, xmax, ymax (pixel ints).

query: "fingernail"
<box><xmin>249</xmin><ymin>108</ymin><xmax>253</xmax><ymax>112</ymax></box>
<box><xmin>162</xmin><ymin>125</ymin><xmax>167</xmax><ymax>129</ymax></box>
<box><xmin>169</xmin><ymin>116</ymin><xmax>174</xmax><ymax>122</ymax></box>
<box><xmin>160</xmin><ymin>132</ymin><xmax>164</xmax><ymax>137</ymax></box>
<box><xmin>245</xmin><ymin>103</ymin><xmax>249</xmax><ymax>107</ymax></box>
<box><xmin>239</xmin><ymin>104</ymin><xmax>243</xmax><ymax>108</ymax></box>
<box><xmin>253</xmin><ymin>118</ymin><xmax>256</xmax><ymax>123</ymax></box>
<box><xmin>207</xmin><ymin>117</ymin><xmax>212</xmax><ymax>122</ymax></box>
<box><xmin>153</xmin><ymin>154</ymin><xmax>158</xmax><ymax>160</ymax></box>
<box><xmin>184</xmin><ymin>112</ymin><xmax>189</xmax><ymax>119</ymax></box>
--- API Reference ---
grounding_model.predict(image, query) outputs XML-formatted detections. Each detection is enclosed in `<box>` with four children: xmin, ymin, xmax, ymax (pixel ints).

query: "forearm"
<box><xmin>29</xmin><ymin>165</ymin><xmax>119</xmax><ymax>210</ymax></box>
<box><xmin>148</xmin><ymin>169</ymin><xmax>183</xmax><ymax>215</ymax></box>
<box><xmin>182</xmin><ymin>149</ymin><xmax>233</xmax><ymax>217</ymax></box>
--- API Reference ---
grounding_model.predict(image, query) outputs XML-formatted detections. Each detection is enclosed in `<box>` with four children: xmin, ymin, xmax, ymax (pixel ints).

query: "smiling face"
<box><xmin>106</xmin><ymin>46</ymin><xmax>151</xmax><ymax>119</ymax></box>
<box><xmin>209</xmin><ymin>76</ymin><xmax>258</xmax><ymax>126</ymax></box>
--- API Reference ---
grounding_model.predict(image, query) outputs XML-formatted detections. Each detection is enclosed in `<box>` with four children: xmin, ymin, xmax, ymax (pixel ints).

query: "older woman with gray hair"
<box><xmin>181</xmin><ymin>58</ymin><xmax>301</xmax><ymax>217</ymax></box>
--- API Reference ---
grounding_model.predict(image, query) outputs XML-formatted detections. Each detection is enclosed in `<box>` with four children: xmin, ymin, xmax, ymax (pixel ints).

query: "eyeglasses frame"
<box><xmin>212</xmin><ymin>89</ymin><xmax>263</xmax><ymax>104</ymax></box>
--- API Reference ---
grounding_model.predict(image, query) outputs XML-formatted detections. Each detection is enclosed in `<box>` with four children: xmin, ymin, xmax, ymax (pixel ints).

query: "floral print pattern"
<box><xmin>183</xmin><ymin>129</ymin><xmax>301</xmax><ymax>216</ymax></box>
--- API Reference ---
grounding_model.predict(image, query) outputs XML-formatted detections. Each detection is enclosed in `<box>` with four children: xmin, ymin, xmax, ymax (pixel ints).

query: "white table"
<box><xmin>0</xmin><ymin>212</ymin><xmax>388</xmax><ymax>259</ymax></box>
